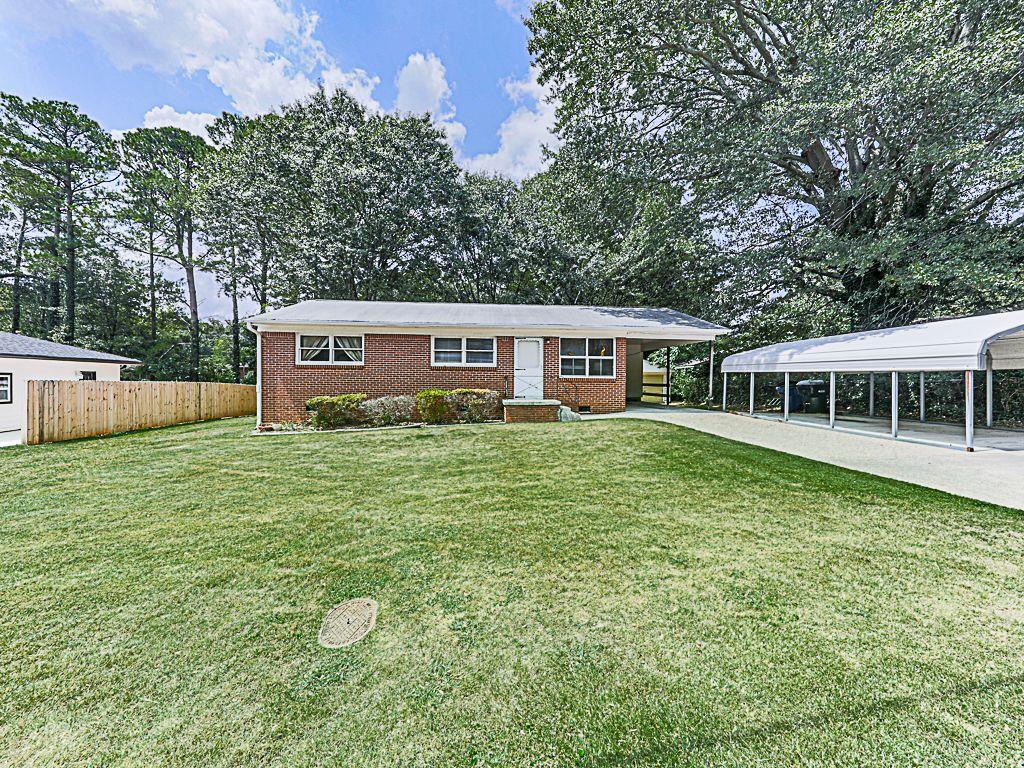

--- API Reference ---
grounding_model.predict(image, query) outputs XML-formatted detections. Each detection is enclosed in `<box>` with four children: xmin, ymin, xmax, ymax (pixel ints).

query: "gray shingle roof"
<box><xmin>246</xmin><ymin>300</ymin><xmax>729</xmax><ymax>338</ymax></box>
<box><xmin>0</xmin><ymin>332</ymin><xmax>140</xmax><ymax>364</ymax></box>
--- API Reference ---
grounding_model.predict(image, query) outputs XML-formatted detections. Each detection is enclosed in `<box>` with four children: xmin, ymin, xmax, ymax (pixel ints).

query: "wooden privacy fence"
<box><xmin>25</xmin><ymin>380</ymin><xmax>256</xmax><ymax>445</ymax></box>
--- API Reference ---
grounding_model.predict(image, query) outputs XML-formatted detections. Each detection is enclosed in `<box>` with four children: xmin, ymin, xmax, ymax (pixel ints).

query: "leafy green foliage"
<box><xmin>528</xmin><ymin>0</ymin><xmax>1024</xmax><ymax>329</ymax></box>
<box><xmin>306</xmin><ymin>394</ymin><xmax>368</xmax><ymax>430</ymax></box>
<box><xmin>360</xmin><ymin>395</ymin><xmax>416</xmax><ymax>427</ymax></box>
<box><xmin>416</xmin><ymin>388</ymin><xmax>500</xmax><ymax>424</ymax></box>
<box><xmin>415</xmin><ymin>389</ymin><xmax>454</xmax><ymax>424</ymax></box>
<box><xmin>446</xmin><ymin>388</ymin><xmax>501</xmax><ymax>423</ymax></box>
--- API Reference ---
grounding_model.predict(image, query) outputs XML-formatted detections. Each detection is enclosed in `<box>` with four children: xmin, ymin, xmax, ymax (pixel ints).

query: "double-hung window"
<box><xmin>432</xmin><ymin>337</ymin><xmax>496</xmax><ymax>366</ymax></box>
<box><xmin>560</xmin><ymin>338</ymin><xmax>615</xmax><ymax>378</ymax></box>
<box><xmin>297</xmin><ymin>334</ymin><xmax>364</xmax><ymax>365</ymax></box>
<box><xmin>0</xmin><ymin>373</ymin><xmax>11</xmax><ymax>404</ymax></box>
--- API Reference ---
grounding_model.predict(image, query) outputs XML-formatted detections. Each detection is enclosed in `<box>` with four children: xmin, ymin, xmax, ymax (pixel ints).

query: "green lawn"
<box><xmin>3</xmin><ymin>418</ymin><xmax>1023</xmax><ymax>767</ymax></box>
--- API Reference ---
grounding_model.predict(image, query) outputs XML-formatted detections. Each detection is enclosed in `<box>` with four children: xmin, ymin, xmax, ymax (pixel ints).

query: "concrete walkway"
<box><xmin>587</xmin><ymin>406</ymin><xmax>1024</xmax><ymax>510</ymax></box>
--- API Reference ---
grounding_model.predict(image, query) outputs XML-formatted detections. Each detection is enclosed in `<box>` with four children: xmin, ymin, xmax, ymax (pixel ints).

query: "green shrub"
<box><xmin>307</xmin><ymin>394</ymin><xmax>368</xmax><ymax>429</ymax></box>
<box><xmin>360</xmin><ymin>395</ymin><xmax>416</xmax><ymax>426</ymax></box>
<box><xmin>416</xmin><ymin>389</ymin><xmax>453</xmax><ymax>424</ymax></box>
<box><xmin>448</xmin><ymin>388</ymin><xmax>500</xmax><ymax>422</ymax></box>
<box><xmin>416</xmin><ymin>388</ymin><xmax>500</xmax><ymax>424</ymax></box>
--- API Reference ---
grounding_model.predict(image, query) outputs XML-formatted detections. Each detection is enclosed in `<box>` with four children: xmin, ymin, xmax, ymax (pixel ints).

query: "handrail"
<box><xmin>558</xmin><ymin>380</ymin><xmax>580</xmax><ymax>409</ymax></box>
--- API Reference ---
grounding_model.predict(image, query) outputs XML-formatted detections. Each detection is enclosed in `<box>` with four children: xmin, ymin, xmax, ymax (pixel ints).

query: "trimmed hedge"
<box><xmin>361</xmin><ymin>395</ymin><xmax>416</xmax><ymax>426</ymax></box>
<box><xmin>448</xmin><ymin>388</ymin><xmax>500</xmax><ymax>423</ymax></box>
<box><xmin>415</xmin><ymin>389</ymin><xmax>452</xmax><ymax>424</ymax></box>
<box><xmin>307</xmin><ymin>394</ymin><xmax>367</xmax><ymax>429</ymax></box>
<box><xmin>305</xmin><ymin>390</ymin><xmax>499</xmax><ymax>429</ymax></box>
<box><xmin>416</xmin><ymin>388</ymin><xmax>499</xmax><ymax>424</ymax></box>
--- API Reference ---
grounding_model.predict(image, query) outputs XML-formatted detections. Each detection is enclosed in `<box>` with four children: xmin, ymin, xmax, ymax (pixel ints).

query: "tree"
<box><xmin>528</xmin><ymin>0</ymin><xmax>1024</xmax><ymax>329</ymax></box>
<box><xmin>142</xmin><ymin>127</ymin><xmax>210</xmax><ymax>381</ymax></box>
<box><xmin>280</xmin><ymin>88</ymin><xmax>464</xmax><ymax>301</ymax></box>
<box><xmin>0</xmin><ymin>94</ymin><xmax>118</xmax><ymax>342</ymax></box>
<box><xmin>119</xmin><ymin>128</ymin><xmax>173</xmax><ymax>343</ymax></box>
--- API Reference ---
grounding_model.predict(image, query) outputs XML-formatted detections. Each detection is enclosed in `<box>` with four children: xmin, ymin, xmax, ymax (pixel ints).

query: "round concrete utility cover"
<box><xmin>318</xmin><ymin>598</ymin><xmax>378</xmax><ymax>648</ymax></box>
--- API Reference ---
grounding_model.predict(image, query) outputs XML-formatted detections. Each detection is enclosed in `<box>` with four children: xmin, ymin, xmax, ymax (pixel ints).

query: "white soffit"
<box><xmin>722</xmin><ymin>310</ymin><xmax>1024</xmax><ymax>373</ymax></box>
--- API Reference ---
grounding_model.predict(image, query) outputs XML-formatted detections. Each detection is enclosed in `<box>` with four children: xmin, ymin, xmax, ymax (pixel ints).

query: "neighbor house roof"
<box><xmin>0</xmin><ymin>332</ymin><xmax>140</xmax><ymax>364</ymax></box>
<box><xmin>721</xmin><ymin>310</ymin><xmax>1024</xmax><ymax>374</ymax></box>
<box><xmin>246</xmin><ymin>300</ymin><xmax>729</xmax><ymax>342</ymax></box>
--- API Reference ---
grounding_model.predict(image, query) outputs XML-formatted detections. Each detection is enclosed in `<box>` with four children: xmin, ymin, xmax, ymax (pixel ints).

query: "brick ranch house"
<box><xmin>245</xmin><ymin>300</ymin><xmax>729</xmax><ymax>425</ymax></box>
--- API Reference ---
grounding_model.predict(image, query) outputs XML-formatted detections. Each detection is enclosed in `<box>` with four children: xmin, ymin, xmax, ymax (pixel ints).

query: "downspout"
<box><xmin>246</xmin><ymin>322</ymin><xmax>262</xmax><ymax>427</ymax></box>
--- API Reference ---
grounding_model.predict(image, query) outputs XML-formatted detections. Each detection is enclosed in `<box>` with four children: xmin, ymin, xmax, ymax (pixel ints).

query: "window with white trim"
<box><xmin>80</xmin><ymin>371</ymin><xmax>97</xmax><ymax>381</ymax></box>
<box><xmin>297</xmin><ymin>334</ymin><xmax>364</xmax><ymax>364</ymax></box>
<box><xmin>0</xmin><ymin>373</ymin><xmax>10</xmax><ymax>404</ymax></box>
<box><xmin>432</xmin><ymin>337</ymin><xmax>496</xmax><ymax>366</ymax></box>
<box><xmin>560</xmin><ymin>338</ymin><xmax>615</xmax><ymax>377</ymax></box>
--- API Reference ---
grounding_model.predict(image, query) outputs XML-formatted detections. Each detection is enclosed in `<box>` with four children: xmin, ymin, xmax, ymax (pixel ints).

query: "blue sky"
<box><xmin>0</xmin><ymin>0</ymin><xmax>554</xmax><ymax>317</ymax></box>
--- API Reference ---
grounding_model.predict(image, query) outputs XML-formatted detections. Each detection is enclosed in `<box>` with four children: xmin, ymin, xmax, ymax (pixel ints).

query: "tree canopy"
<box><xmin>528</xmin><ymin>0</ymin><xmax>1024</xmax><ymax>329</ymax></box>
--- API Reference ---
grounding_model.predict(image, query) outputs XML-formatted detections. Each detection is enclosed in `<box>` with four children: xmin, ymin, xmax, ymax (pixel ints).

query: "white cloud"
<box><xmin>22</xmin><ymin>0</ymin><xmax>375</xmax><ymax>116</ymax></box>
<box><xmin>393</xmin><ymin>52</ymin><xmax>466</xmax><ymax>148</ymax></box>
<box><xmin>321</xmin><ymin>66</ymin><xmax>381</xmax><ymax>113</ymax></box>
<box><xmin>495</xmin><ymin>0</ymin><xmax>534</xmax><ymax>18</ymax></box>
<box><xmin>463</xmin><ymin>67</ymin><xmax>559</xmax><ymax>181</ymax></box>
<box><xmin>141</xmin><ymin>105</ymin><xmax>218</xmax><ymax>137</ymax></box>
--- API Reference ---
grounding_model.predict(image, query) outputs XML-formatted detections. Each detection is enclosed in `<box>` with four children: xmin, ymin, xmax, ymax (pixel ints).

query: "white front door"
<box><xmin>513</xmin><ymin>337</ymin><xmax>544</xmax><ymax>399</ymax></box>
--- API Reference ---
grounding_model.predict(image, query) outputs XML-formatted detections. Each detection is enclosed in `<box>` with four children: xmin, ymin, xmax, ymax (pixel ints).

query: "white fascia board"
<box><xmin>722</xmin><ymin>352</ymin><xmax>985</xmax><ymax>373</ymax></box>
<box><xmin>249</xmin><ymin>321</ymin><xmax>726</xmax><ymax>342</ymax></box>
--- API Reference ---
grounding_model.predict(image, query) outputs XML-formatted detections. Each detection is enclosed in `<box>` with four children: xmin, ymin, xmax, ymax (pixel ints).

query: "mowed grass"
<box><xmin>2</xmin><ymin>418</ymin><xmax>1024</xmax><ymax>767</ymax></box>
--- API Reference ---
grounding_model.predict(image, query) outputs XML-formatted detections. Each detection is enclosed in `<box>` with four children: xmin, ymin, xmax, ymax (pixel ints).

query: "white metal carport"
<box><xmin>720</xmin><ymin>310</ymin><xmax>1024</xmax><ymax>451</ymax></box>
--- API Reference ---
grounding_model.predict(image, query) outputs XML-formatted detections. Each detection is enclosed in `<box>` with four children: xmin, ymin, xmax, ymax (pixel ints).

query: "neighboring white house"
<box><xmin>0</xmin><ymin>332</ymin><xmax>139</xmax><ymax>446</ymax></box>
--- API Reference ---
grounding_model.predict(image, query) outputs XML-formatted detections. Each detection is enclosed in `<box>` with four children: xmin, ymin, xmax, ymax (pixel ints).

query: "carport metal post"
<box><xmin>748</xmin><ymin>373</ymin><xmax>755</xmax><ymax>415</ymax></box>
<box><xmin>722</xmin><ymin>372</ymin><xmax>728</xmax><ymax>411</ymax></box>
<box><xmin>783</xmin><ymin>372</ymin><xmax>790</xmax><ymax>421</ymax></box>
<box><xmin>986</xmin><ymin>356</ymin><xmax>993</xmax><ymax>428</ymax></box>
<box><xmin>966</xmin><ymin>370</ymin><xmax>975</xmax><ymax>451</ymax></box>
<box><xmin>890</xmin><ymin>372</ymin><xmax>899</xmax><ymax>438</ymax></box>
<box><xmin>707</xmin><ymin>340</ymin><xmax>715</xmax><ymax>409</ymax></box>
<box><xmin>919</xmin><ymin>372</ymin><xmax>926</xmax><ymax>422</ymax></box>
<box><xmin>829</xmin><ymin>372</ymin><xmax>836</xmax><ymax>428</ymax></box>
<box><xmin>868</xmin><ymin>373</ymin><xmax>875</xmax><ymax>417</ymax></box>
<box><xmin>665</xmin><ymin>347</ymin><xmax>673</xmax><ymax>406</ymax></box>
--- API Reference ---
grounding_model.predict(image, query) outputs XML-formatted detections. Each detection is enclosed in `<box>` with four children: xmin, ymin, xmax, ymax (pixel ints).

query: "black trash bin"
<box><xmin>797</xmin><ymin>379</ymin><xmax>828</xmax><ymax>413</ymax></box>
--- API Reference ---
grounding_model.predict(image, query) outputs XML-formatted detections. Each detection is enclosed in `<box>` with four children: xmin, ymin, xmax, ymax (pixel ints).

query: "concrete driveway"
<box><xmin>587</xmin><ymin>406</ymin><xmax>1024</xmax><ymax>511</ymax></box>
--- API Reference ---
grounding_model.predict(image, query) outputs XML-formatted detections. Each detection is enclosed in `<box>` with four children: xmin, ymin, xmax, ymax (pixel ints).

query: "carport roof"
<box><xmin>722</xmin><ymin>310</ymin><xmax>1024</xmax><ymax>373</ymax></box>
<box><xmin>0</xmin><ymin>332</ymin><xmax>140</xmax><ymax>364</ymax></box>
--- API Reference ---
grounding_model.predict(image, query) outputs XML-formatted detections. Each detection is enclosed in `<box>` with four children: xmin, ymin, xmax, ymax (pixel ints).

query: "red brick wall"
<box><xmin>503</xmin><ymin>404</ymin><xmax>560</xmax><ymax>423</ymax></box>
<box><xmin>543</xmin><ymin>336</ymin><xmax>626</xmax><ymax>414</ymax></box>
<box><xmin>259</xmin><ymin>331</ymin><xmax>627</xmax><ymax>423</ymax></box>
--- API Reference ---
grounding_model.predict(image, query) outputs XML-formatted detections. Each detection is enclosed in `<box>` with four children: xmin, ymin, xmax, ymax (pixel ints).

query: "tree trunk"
<box><xmin>47</xmin><ymin>206</ymin><xmax>62</xmax><ymax>335</ymax></box>
<box><xmin>64</xmin><ymin>175</ymin><xmax>76</xmax><ymax>344</ymax></box>
<box><xmin>184</xmin><ymin>215</ymin><xmax>200</xmax><ymax>382</ymax></box>
<box><xmin>148</xmin><ymin>219</ymin><xmax>157</xmax><ymax>343</ymax></box>
<box><xmin>231</xmin><ymin>241</ymin><xmax>240</xmax><ymax>383</ymax></box>
<box><xmin>47</xmin><ymin>277</ymin><xmax>61</xmax><ymax>336</ymax></box>
<box><xmin>11</xmin><ymin>210</ymin><xmax>27</xmax><ymax>333</ymax></box>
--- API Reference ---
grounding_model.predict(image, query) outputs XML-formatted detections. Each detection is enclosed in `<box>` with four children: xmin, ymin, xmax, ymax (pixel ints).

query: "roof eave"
<box><xmin>247</xmin><ymin>318</ymin><xmax>729</xmax><ymax>340</ymax></box>
<box><xmin>0</xmin><ymin>353</ymin><xmax>141</xmax><ymax>365</ymax></box>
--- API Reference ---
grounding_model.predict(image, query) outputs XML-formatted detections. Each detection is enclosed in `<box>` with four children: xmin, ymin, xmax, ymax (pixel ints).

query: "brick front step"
<box><xmin>502</xmin><ymin>399</ymin><xmax>562</xmax><ymax>423</ymax></box>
